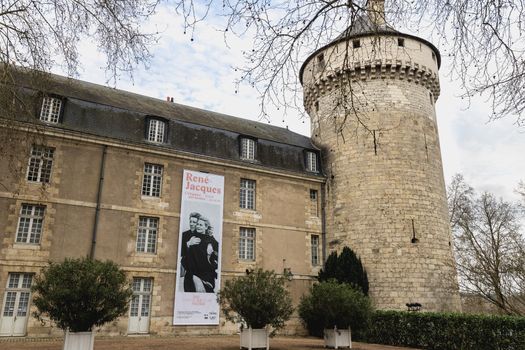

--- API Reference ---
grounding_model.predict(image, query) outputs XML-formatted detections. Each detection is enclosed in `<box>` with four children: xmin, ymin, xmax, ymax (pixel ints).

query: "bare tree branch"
<box><xmin>172</xmin><ymin>0</ymin><xmax>525</xmax><ymax>126</ymax></box>
<box><xmin>447</xmin><ymin>174</ymin><xmax>525</xmax><ymax>315</ymax></box>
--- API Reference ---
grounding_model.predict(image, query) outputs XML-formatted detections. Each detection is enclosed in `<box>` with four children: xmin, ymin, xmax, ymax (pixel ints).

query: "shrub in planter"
<box><xmin>219</xmin><ymin>268</ymin><xmax>293</xmax><ymax>334</ymax></box>
<box><xmin>32</xmin><ymin>257</ymin><xmax>132</xmax><ymax>348</ymax></box>
<box><xmin>299</xmin><ymin>280</ymin><xmax>373</xmax><ymax>338</ymax></box>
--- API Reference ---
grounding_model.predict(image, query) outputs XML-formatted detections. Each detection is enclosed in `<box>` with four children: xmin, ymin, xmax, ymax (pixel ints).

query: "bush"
<box><xmin>219</xmin><ymin>269</ymin><xmax>293</xmax><ymax>332</ymax></box>
<box><xmin>298</xmin><ymin>280</ymin><xmax>373</xmax><ymax>337</ymax></box>
<box><xmin>32</xmin><ymin>257</ymin><xmax>133</xmax><ymax>332</ymax></box>
<box><xmin>318</xmin><ymin>246</ymin><xmax>369</xmax><ymax>295</ymax></box>
<box><xmin>363</xmin><ymin>310</ymin><xmax>525</xmax><ymax>350</ymax></box>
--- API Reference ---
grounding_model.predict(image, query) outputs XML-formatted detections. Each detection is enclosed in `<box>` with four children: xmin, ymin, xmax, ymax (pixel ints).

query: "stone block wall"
<box><xmin>0</xmin><ymin>131</ymin><xmax>323</xmax><ymax>337</ymax></box>
<box><xmin>301</xmin><ymin>34</ymin><xmax>461</xmax><ymax>312</ymax></box>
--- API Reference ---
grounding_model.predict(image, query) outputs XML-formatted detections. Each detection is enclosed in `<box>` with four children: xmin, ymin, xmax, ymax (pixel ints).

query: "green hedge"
<box><xmin>358</xmin><ymin>310</ymin><xmax>525</xmax><ymax>350</ymax></box>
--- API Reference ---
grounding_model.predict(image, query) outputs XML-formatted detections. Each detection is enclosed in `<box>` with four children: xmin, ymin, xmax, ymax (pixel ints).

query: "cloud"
<box><xmin>53</xmin><ymin>4</ymin><xmax>524</xmax><ymax>202</ymax></box>
<box><xmin>438</xmin><ymin>70</ymin><xmax>525</xmax><ymax>201</ymax></box>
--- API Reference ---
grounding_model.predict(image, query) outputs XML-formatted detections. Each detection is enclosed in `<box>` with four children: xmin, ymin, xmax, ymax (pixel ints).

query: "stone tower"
<box><xmin>300</xmin><ymin>1</ymin><xmax>461</xmax><ymax>311</ymax></box>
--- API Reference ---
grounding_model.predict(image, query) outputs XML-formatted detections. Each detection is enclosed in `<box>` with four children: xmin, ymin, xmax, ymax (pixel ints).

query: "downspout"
<box><xmin>90</xmin><ymin>145</ymin><xmax>107</xmax><ymax>259</ymax></box>
<box><xmin>320</xmin><ymin>182</ymin><xmax>327</xmax><ymax>268</ymax></box>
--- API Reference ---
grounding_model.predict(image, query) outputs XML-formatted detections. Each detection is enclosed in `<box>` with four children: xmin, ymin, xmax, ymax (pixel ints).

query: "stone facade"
<box><xmin>300</xmin><ymin>17</ymin><xmax>460</xmax><ymax>311</ymax></box>
<box><xmin>0</xmin><ymin>94</ymin><xmax>323</xmax><ymax>336</ymax></box>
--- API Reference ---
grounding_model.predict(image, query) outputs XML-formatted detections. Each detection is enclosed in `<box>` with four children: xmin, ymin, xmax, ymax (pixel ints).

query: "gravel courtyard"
<box><xmin>1</xmin><ymin>335</ymin><xmax>417</xmax><ymax>350</ymax></box>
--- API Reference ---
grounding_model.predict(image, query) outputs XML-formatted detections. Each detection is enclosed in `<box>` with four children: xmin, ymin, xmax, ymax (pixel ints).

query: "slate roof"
<box><xmin>12</xmin><ymin>70</ymin><xmax>314</xmax><ymax>149</ymax></box>
<box><xmin>333</xmin><ymin>13</ymin><xmax>398</xmax><ymax>40</ymax></box>
<box><xmin>4</xmin><ymin>68</ymin><xmax>322</xmax><ymax>176</ymax></box>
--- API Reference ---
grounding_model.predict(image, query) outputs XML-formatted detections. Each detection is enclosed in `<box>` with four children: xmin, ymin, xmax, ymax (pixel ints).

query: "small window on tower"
<box><xmin>315</xmin><ymin>101</ymin><xmax>319</xmax><ymax>112</ymax></box>
<box><xmin>352</xmin><ymin>40</ymin><xmax>361</xmax><ymax>49</ymax></box>
<box><xmin>317</xmin><ymin>54</ymin><xmax>325</xmax><ymax>70</ymax></box>
<box><xmin>429</xmin><ymin>92</ymin><xmax>434</xmax><ymax>105</ymax></box>
<box><xmin>398</xmin><ymin>38</ymin><xmax>405</xmax><ymax>47</ymax></box>
<box><xmin>432</xmin><ymin>52</ymin><xmax>436</xmax><ymax>62</ymax></box>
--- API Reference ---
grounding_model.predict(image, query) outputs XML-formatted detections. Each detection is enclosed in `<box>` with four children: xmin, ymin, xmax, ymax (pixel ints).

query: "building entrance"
<box><xmin>128</xmin><ymin>277</ymin><xmax>152</xmax><ymax>334</ymax></box>
<box><xmin>0</xmin><ymin>273</ymin><xmax>32</xmax><ymax>336</ymax></box>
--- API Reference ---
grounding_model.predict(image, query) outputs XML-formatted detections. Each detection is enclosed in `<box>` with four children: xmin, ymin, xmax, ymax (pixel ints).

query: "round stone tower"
<box><xmin>300</xmin><ymin>1</ymin><xmax>461</xmax><ymax>311</ymax></box>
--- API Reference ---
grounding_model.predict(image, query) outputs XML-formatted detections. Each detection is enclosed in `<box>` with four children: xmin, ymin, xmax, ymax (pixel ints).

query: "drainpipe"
<box><xmin>90</xmin><ymin>145</ymin><xmax>107</xmax><ymax>259</ymax></box>
<box><xmin>320</xmin><ymin>182</ymin><xmax>327</xmax><ymax>268</ymax></box>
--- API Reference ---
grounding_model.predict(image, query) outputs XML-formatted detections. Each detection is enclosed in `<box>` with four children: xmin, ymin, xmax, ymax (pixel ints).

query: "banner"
<box><xmin>173</xmin><ymin>170</ymin><xmax>224</xmax><ymax>325</ymax></box>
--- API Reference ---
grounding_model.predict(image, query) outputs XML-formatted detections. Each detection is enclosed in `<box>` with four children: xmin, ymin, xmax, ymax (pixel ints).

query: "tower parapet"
<box><xmin>300</xmin><ymin>1</ymin><xmax>461</xmax><ymax>311</ymax></box>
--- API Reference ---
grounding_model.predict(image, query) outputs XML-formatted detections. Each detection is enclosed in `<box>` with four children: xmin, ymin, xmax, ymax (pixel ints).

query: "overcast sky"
<box><xmin>61</xmin><ymin>4</ymin><xmax>525</xmax><ymax>203</ymax></box>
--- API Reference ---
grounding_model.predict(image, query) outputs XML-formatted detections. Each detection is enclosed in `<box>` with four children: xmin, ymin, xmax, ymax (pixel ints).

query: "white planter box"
<box><xmin>240</xmin><ymin>327</ymin><xmax>269</xmax><ymax>350</ymax></box>
<box><xmin>63</xmin><ymin>330</ymin><xmax>95</xmax><ymax>350</ymax></box>
<box><xmin>324</xmin><ymin>328</ymin><xmax>352</xmax><ymax>349</ymax></box>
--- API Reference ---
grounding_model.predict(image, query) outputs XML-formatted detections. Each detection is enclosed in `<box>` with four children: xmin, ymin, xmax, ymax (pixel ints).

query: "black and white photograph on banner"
<box><xmin>178</xmin><ymin>202</ymin><xmax>221</xmax><ymax>294</ymax></box>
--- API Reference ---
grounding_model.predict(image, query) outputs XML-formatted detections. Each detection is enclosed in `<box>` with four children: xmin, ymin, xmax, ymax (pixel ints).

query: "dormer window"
<box><xmin>40</xmin><ymin>96</ymin><xmax>62</xmax><ymax>123</ymax></box>
<box><xmin>306</xmin><ymin>151</ymin><xmax>318</xmax><ymax>173</ymax></box>
<box><xmin>147</xmin><ymin>118</ymin><xmax>166</xmax><ymax>143</ymax></box>
<box><xmin>240</xmin><ymin>137</ymin><xmax>256</xmax><ymax>160</ymax></box>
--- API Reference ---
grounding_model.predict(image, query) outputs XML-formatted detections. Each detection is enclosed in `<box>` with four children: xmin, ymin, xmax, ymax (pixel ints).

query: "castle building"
<box><xmin>300</xmin><ymin>0</ymin><xmax>460</xmax><ymax>311</ymax></box>
<box><xmin>0</xmin><ymin>0</ymin><xmax>459</xmax><ymax>338</ymax></box>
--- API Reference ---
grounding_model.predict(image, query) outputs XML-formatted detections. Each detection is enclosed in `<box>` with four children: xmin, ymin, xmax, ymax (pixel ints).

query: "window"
<box><xmin>16</xmin><ymin>204</ymin><xmax>45</xmax><ymax>244</ymax></box>
<box><xmin>130</xmin><ymin>277</ymin><xmax>152</xmax><ymax>318</ymax></box>
<box><xmin>311</xmin><ymin>235</ymin><xmax>320</xmax><ymax>266</ymax></box>
<box><xmin>27</xmin><ymin>146</ymin><xmax>54</xmax><ymax>183</ymax></box>
<box><xmin>306</xmin><ymin>151</ymin><xmax>318</xmax><ymax>173</ymax></box>
<box><xmin>39</xmin><ymin>96</ymin><xmax>62</xmax><ymax>123</ymax></box>
<box><xmin>432</xmin><ymin>51</ymin><xmax>436</xmax><ymax>62</ymax></box>
<box><xmin>147</xmin><ymin>119</ymin><xmax>166</xmax><ymax>143</ymax></box>
<box><xmin>317</xmin><ymin>54</ymin><xmax>325</xmax><ymax>70</ymax></box>
<box><xmin>136</xmin><ymin>217</ymin><xmax>158</xmax><ymax>253</ymax></box>
<box><xmin>3</xmin><ymin>273</ymin><xmax>33</xmax><ymax>318</ymax></box>
<box><xmin>142</xmin><ymin>163</ymin><xmax>163</xmax><ymax>197</ymax></box>
<box><xmin>353</xmin><ymin>40</ymin><xmax>361</xmax><ymax>48</ymax></box>
<box><xmin>398</xmin><ymin>38</ymin><xmax>405</xmax><ymax>47</ymax></box>
<box><xmin>310</xmin><ymin>189</ymin><xmax>319</xmax><ymax>216</ymax></box>
<box><xmin>240</xmin><ymin>138</ymin><xmax>256</xmax><ymax>160</ymax></box>
<box><xmin>240</xmin><ymin>178</ymin><xmax>256</xmax><ymax>210</ymax></box>
<box><xmin>239</xmin><ymin>227</ymin><xmax>255</xmax><ymax>260</ymax></box>
<box><xmin>315</xmin><ymin>100</ymin><xmax>319</xmax><ymax>112</ymax></box>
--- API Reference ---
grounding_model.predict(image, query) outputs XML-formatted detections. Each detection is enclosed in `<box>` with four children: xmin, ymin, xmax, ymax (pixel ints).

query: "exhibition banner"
<box><xmin>173</xmin><ymin>170</ymin><xmax>224</xmax><ymax>325</ymax></box>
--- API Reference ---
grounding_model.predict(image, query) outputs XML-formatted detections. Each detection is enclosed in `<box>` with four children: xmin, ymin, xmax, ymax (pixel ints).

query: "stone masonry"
<box><xmin>300</xmin><ymin>4</ymin><xmax>461</xmax><ymax>312</ymax></box>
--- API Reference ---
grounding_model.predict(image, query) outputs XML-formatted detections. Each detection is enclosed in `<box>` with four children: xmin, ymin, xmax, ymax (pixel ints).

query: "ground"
<box><xmin>1</xmin><ymin>335</ymin><xmax>417</xmax><ymax>350</ymax></box>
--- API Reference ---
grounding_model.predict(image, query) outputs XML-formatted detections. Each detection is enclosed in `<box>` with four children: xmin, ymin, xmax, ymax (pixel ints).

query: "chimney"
<box><xmin>368</xmin><ymin>0</ymin><xmax>386</xmax><ymax>27</ymax></box>
<box><xmin>166</xmin><ymin>96</ymin><xmax>174</xmax><ymax>103</ymax></box>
